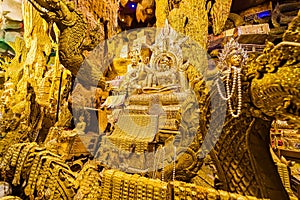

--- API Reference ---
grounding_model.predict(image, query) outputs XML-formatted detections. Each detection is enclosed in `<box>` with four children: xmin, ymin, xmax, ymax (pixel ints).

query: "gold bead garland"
<box><xmin>0</xmin><ymin>143</ymin><xmax>267</xmax><ymax>199</ymax></box>
<box><xmin>112</xmin><ymin>170</ymin><xmax>124</xmax><ymax>199</ymax></box>
<box><xmin>13</xmin><ymin>143</ymin><xmax>38</xmax><ymax>186</ymax></box>
<box><xmin>0</xmin><ymin>144</ymin><xmax>16</xmax><ymax>179</ymax></box>
<box><xmin>102</xmin><ymin>169</ymin><xmax>116</xmax><ymax>199</ymax></box>
<box><xmin>10</xmin><ymin>143</ymin><xmax>27</xmax><ymax>167</ymax></box>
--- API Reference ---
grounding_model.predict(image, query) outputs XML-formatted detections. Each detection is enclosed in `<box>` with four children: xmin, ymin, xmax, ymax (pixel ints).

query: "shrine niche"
<box><xmin>0</xmin><ymin>0</ymin><xmax>299</xmax><ymax>200</ymax></box>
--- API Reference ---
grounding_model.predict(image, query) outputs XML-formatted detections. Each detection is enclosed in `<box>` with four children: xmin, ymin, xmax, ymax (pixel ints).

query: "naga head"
<box><xmin>28</xmin><ymin>0</ymin><xmax>75</xmax><ymax>26</ymax></box>
<box><xmin>30</xmin><ymin>0</ymin><xmax>60</xmax><ymax>10</ymax></box>
<box><xmin>250</xmin><ymin>11</ymin><xmax>300</xmax><ymax>128</ymax></box>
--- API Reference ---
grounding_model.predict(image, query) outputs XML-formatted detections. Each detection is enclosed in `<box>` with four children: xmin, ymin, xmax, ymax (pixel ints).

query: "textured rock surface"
<box><xmin>168</xmin><ymin>0</ymin><xmax>209</xmax><ymax>49</ymax></box>
<box><xmin>73</xmin><ymin>0</ymin><xmax>119</xmax><ymax>38</ymax></box>
<box><xmin>0</xmin><ymin>0</ymin><xmax>22</xmax><ymax>21</ymax></box>
<box><xmin>210</xmin><ymin>0</ymin><xmax>232</xmax><ymax>35</ymax></box>
<box><xmin>155</xmin><ymin>0</ymin><xmax>169</xmax><ymax>28</ymax></box>
<box><xmin>0</xmin><ymin>0</ymin><xmax>23</xmax><ymax>42</ymax></box>
<box><xmin>156</xmin><ymin>0</ymin><xmax>234</xmax><ymax>48</ymax></box>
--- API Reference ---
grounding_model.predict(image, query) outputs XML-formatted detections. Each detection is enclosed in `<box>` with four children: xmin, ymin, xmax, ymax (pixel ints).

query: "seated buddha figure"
<box><xmin>154</xmin><ymin>55</ymin><xmax>178</xmax><ymax>87</ymax></box>
<box><xmin>74</xmin><ymin>115</ymin><xmax>86</xmax><ymax>135</ymax></box>
<box><xmin>136</xmin><ymin>48</ymin><xmax>155</xmax><ymax>88</ymax></box>
<box><xmin>120</xmin><ymin>49</ymin><xmax>180</xmax><ymax>93</ymax></box>
<box><xmin>120</xmin><ymin>47</ymin><xmax>155</xmax><ymax>91</ymax></box>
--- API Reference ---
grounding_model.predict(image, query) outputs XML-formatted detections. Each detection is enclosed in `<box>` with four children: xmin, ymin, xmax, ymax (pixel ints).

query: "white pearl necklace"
<box><xmin>172</xmin><ymin>146</ymin><xmax>176</xmax><ymax>182</ymax></box>
<box><xmin>162</xmin><ymin>147</ymin><xmax>165</xmax><ymax>182</ymax></box>
<box><xmin>152</xmin><ymin>148</ymin><xmax>159</xmax><ymax>179</ymax></box>
<box><xmin>152</xmin><ymin>146</ymin><xmax>166</xmax><ymax>181</ymax></box>
<box><xmin>216</xmin><ymin>66</ymin><xmax>242</xmax><ymax>118</ymax></box>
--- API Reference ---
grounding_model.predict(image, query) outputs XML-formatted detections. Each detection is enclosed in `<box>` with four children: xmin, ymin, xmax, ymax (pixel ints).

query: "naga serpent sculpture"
<box><xmin>27</xmin><ymin>0</ymin><xmax>101</xmax><ymax>76</ymax></box>
<box><xmin>0</xmin><ymin>0</ymin><xmax>299</xmax><ymax>199</ymax></box>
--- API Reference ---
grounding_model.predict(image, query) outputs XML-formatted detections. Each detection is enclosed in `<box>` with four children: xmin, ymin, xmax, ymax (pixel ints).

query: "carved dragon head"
<box><xmin>250</xmin><ymin>11</ymin><xmax>300</xmax><ymax>128</ymax></box>
<box><xmin>27</xmin><ymin>0</ymin><xmax>76</xmax><ymax>26</ymax></box>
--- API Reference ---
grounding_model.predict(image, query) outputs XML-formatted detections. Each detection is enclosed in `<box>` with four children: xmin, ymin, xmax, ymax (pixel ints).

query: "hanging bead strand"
<box><xmin>161</xmin><ymin>147</ymin><xmax>165</xmax><ymax>182</ymax></box>
<box><xmin>219</xmin><ymin>67</ymin><xmax>237</xmax><ymax>99</ymax></box>
<box><xmin>172</xmin><ymin>146</ymin><xmax>177</xmax><ymax>182</ymax></box>
<box><xmin>227</xmin><ymin>67</ymin><xmax>242</xmax><ymax>117</ymax></box>
<box><xmin>215</xmin><ymin>38</ymin><xmax>247</xmax><ymax>118</ymax></box>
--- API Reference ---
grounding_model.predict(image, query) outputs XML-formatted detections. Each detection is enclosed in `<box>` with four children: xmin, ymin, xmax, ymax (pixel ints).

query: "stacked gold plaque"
<box><xmin>107</xmin><ymin>114</ymin><xmax>158</xmax><ymax>153</ymax></box>
<box><xmin>0</xmin><ymin>142</ymin><xmax>270</xmax><ymax>199</ymax></box>
<box><xmin>100</xmin><ymin>169</ymin><xmax>267</xmax><ymax>200</ymax></box>
<box><xmin>101</xmin><ymin>169</ymin><xmax>168</xmax><ymax>200</ymax></box>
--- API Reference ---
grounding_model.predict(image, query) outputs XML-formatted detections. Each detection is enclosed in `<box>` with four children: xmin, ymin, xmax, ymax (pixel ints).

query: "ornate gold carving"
<box><xmin>155</xmin><ymin>0</ymin><xmax>169</xmax><ymax>28</ymax></box>
<box><xmin>13</xmin><ymin>143</ymin><xmax>38</xmax><ymax>186</ymax></box>
<box><xmin>0</xmin><ymin>142</ymin><xmax>279</xmax><ymax>199</ymax></box>
<box><xmin>168</xmin><ymin>0</ymin><xmax>208</xmax><ymax>49</ymax></box>
<box><xmin>1</xmin><ymin>1</ymin><xmax>300</xmax><ymax>199</ymax></box>
<box><xmin>0</xmin><ymin>143</ymin><xmax>77</xmax><ymax>199</ymax></box>
<box><xmin>210</xmin><ymin>0</ymin><xmax>232</xmax><ymax>35</ymax></box>
<box><xmin>250</xmin><ymin>12</ymin><xmax>300</xmax><ymax>127</ymax></box>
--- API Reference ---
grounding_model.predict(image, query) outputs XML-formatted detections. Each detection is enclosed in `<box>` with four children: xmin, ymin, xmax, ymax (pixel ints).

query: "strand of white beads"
<box><xmin>227</xmin><ymin>66</ymin><xmax>242</xmax><ymax>117</ymax></box>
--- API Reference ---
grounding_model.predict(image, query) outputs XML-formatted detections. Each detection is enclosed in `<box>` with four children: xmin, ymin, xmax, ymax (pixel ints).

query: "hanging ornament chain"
<box><xmin>152</xmin><ymin>148</ymin><xmax>160</xmax><ymax>179</ymax></box>
<box><xmin>215</xmin><ymin>38</ymin><xmax>247</xmax><ymax>118</ymax></box>
<box><xmin>227</xmin><ymin>66</ymin><xmax>242</xmax><ymax>117</ymax></box>
<box><xmin>216</xmin><ymin>66</ymin><xmax>242</xmax><ymax>118</ymax></box>
<box><xmin>161</xmin><ymin>147</ymin><xmax>165</xmax><ymax>182</ymax></box>
<box><xmin>217</xmin><ymin>66</ymin><xmax>238</xmax><ymax>100</ymax></box>
<box><xmin>172</xmin><ymin>146</ymin><xmax>176</xmax><ymax>182</ymax></box>
<box><xmin>152</xmin><ymin>146</ymin><xmax>166</xmax><ymax>181</ymax></box>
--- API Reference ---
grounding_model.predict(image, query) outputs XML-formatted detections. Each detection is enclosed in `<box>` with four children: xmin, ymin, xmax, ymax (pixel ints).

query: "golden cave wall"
<box><xmin>0</xmin><ymin>0</ymin><xmax>299</xmax><ymax>200</ymax></box>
